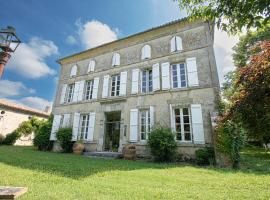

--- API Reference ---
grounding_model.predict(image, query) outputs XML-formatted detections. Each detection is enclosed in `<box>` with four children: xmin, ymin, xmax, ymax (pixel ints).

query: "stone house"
<box><xmin>0</xmin><ymin>99</ymin><xmax>50</xmax><ymax>145</ymax></box>
<box><xmin>51</xmin><ymin>18</ymin><xmax>220</xmax><ymax>157</ymax></box>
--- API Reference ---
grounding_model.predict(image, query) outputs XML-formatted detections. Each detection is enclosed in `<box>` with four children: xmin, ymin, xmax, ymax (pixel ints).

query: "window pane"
<box><xmin>183</xmin><ymin>108</ymin><xmax>189</xmax><ymax>115</ymax></box>
<box><xmin>176</xmin><ymin>124</ymin><xmax>181</xmax><ymax>132</ymax></box>
<box><xmin>176</xmin><ymin>132</ymin><xmax>181</xmax><ymax>140</ymax></box>
<box><xmin>184</xmin><ymin>124</ymin><xmax>190</xmax><ymax>132</ymax></box>
<box><xmin>174</xmin><ymin>108</ymin><xmax>180</xmax><ymax>116</ymax></box>
<box><xmin>175</xmin><ymin>116</ymin><xmax>180</xmax><ymax>123</ymax></box>
<box><xmin>183</xmin><ymin>116</ymin><xmax>189</xmax><ymax>123</ymax></box>
<box><xmin>185</xmin><ymin>132</ymin><xmax>191</xmax><ymax>141</ymax></box>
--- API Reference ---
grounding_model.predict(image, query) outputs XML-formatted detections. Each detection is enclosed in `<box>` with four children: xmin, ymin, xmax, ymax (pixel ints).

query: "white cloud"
<box><xmin>0</xmin><ymin>80</ymin><xmax>35</xmax><ymax>97</ymax></box>
<box><xmin>77</xmin><ymin>20</ymin><xmax>118</xmax><ymax>49</ymax></box>
<box><xmin>66</xmin><ymin>35</ymin><xmax>77</xmax><ymax>45</ymax></box>
<box><xmin>7</xmin><ymin>37</ymin><xmax>58</xmax><ymax>79</ymax></box>
<box><xmin>18</xmin><ymin>96</ymin><xmax>52</xmax><ymax>111</ymax></box>
<box><xmin>214</xmin><ymin>29</ymin><xmax>239</xmax><ymax>83</ymax></box>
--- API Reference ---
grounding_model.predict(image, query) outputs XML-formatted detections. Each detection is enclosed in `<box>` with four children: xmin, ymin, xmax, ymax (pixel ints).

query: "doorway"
<box><xmin>104</xmin><ymin>111</ymin><xmax>121</xmax><ymax>152</ymax></box>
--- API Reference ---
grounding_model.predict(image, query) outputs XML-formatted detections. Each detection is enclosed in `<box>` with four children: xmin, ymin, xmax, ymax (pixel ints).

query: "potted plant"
<box><xmin>73</xmin><ymin>140</ymin><xmax>85</xmax><ymax>155</ymax></box>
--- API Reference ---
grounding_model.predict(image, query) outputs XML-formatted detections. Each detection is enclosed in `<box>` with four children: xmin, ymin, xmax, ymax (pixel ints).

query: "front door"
<box><xmin>104</xmin><ymin>111</ymin><xmax>121</xmax><ymax>152</ymax></box>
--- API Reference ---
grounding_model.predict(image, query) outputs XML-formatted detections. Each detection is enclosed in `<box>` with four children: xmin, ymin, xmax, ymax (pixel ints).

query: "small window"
<box><xmin>111</xmin><ymin>74</ymin><xmax>120</xmax><ymax>97</ymax></box>
<box><xmin>65</xmin><ymin>83</ymin><xmax>75</xmax><ymax>103</ymax></box>
<box><xmin>140</xmin><ymin>109</ymin><xmax>151</xmax><ymax>140</ymax></box>
<box><xmin>170</xmin><ymin>36</ymin><xmax>183</xmax><ymax>52</ymax></box>
<box><xmin>70</xmin><ymin>65</ymin><xmax>77</xmax><ymax>77</ymax></box>
<box><xmin>78</xmin><ymin>114</ymin><xmax>90</xmax><ymax>140</ymax></box>
<box><xmin>141</xmin><ymin>45</ymin><xmax>151</xmax><ymax>60</ymax></box>
<box><xmin>84</xmin><ymin>80</ymin><xmax>94</xmax><ymax>100</ymax></box>
<box><xmin>171</xmin><ymin>63</ymin><xmax>187</xmax><ymax>88</ymax></box>
<box><xmin>174</xmin><ymin>107</ymin><xmax>191</xmax><ymax>141</ymax></box>
<box><xmin>141</xmin><ymin>69</ymin><xmax>153</xmax><ymax>93</ymax></box>
<box><xmin>112</xmin><ymin>53</ymin><xmax>120</xmax><ymax>66</ymax></box>
<box><xmin>88</xmin><ymin>60</ymin><xmax>95</xmax><ymax>73</ymax></box>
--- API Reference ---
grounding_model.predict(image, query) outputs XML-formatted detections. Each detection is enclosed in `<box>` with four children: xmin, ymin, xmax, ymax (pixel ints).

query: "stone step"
<box><xmin>84</xmin><ymin>151</ymin><xmax>122</xmax><ymax>159</ymax></box>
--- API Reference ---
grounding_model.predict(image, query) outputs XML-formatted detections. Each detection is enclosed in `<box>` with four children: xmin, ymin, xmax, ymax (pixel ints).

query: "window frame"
<box><xmin>78</xmin><ymin>114</ymin><xmax>90</xmax><ymax>140</ymax></box>
<box><xmin>141</xmin><ymin>68</ymin><xmax>153</xmax><ymax>93</ymax></box>
<box><xmin>173</xmin><ymin>107</ymin><xmax>192</xmax><ymax>142</ymax></box>
<box><xmin>84</xmin><ymin>80</ymin><xmax>94</xmax><ymax>100</ymax></box>
<box><xmin>65</xmin><ymin>83</ymin><xmax>75</xmax><ymax>103</ymax></box>
<box><xmin>139</xmin><ymin>109</ymin><xmax>151</xmax><ymax>141</ymax></box>
<box><xmin>171</xmin><ymin>63</ymin><xmax>187</xmax><ymax>89</ymax></box>
<box><xmin>110</xmin><ymin>74</ymin><xmax>121</xmax><ymax>97</ymax></box>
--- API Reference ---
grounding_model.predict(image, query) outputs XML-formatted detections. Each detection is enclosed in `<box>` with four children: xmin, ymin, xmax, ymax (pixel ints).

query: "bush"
<box><xmin>56</xmin><ymin>127</ymin><xmax>73</xmax><ymax>153</ymax></box>
<box><xmin>2</xmin><ymin>131</ymin><xmax>20</xmax><ymax>145</ymax></box>
<box><xmin>195</xmin><ymin>147</ymin><xmax>215</xmax><ymax>165</ymax></box>
<box><xmin>148</xmin><ymin>126</ymin><xmax>177</xmax><ymax>162</ymax></box>
<box><xmin>33</xmin><ymin>120</ymin><xmax>53</xmax><ymax>151</ymax></box>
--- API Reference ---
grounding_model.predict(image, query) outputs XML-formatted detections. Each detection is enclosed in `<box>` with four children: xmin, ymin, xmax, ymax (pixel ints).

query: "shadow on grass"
<box><xmin>0</xmin><ymin>146</ymin><xmax>269</xmax><ymax>179</ymax></box>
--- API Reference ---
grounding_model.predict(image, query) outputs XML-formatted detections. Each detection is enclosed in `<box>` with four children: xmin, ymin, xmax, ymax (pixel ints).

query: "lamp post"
<box><xmin>0</xmin><ymin>26</ymin><xmax>21</xmax><ymax>78</ymax></box>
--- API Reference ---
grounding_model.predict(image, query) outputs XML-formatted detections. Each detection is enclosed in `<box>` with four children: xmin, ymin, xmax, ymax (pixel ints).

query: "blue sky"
<box><xmin>0</xmin><ymin>0</ymin><xmax>238</xmax><ymax>110</ymax></box>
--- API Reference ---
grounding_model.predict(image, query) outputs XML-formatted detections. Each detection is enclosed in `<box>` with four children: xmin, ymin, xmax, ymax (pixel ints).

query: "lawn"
<box><xmin>0</xmin><ymin>146</ymin><xmax>269</xmax><ymax>200</ymax></box>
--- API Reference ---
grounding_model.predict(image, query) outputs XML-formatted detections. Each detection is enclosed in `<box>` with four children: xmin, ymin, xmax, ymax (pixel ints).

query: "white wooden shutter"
<box><xmin>70</xmin><ymin>65</ymin><xmax>77</xmax><ymax>77</ymax></box>
<box><xmin>77</xmin><ymin>80</ymin><xmax>85</xmax><ymax>102</ymax></box>
<box><xmin>115</xmin><ymin>53</ymin><xmax>120</xmax><ymax>66</ymax></box>
<box><xmin>170</xmin><ymin>37</ymin><xmax>176</xmax><ymax>52</ymax></box>
<box><xmin>186</xmin><ymin>57</ymin><xmax>199</xmax><ymax>87</ymax></box>
<box><xmin>149</xmin><ymin>106</ymin><xmax>155</xmax><ymax>129</ymax></box>
<box><xmin>191</xmin><ymin>104</ymin><xmax>205</xmax><ymax>144</ymax></box>
<box><xmin>130</xmin><ymin>109</ymin><xmax>138</xmax><ymax>142</ymax></box>
<box><xmin>73</xmin><ymin>81</ymin><xmax>80</xmax><ymax>102</ymax></box>
<box><xmin>176</xmin><ymin>36</ymin><xmax>183</xmax><ymax>51</ymax></box>
<box><xmin>141</xmin><ymin>45</ymin><xmax>151</xmax><ymax>59</ymax></box>
<box><xmin>92</xmin><ymin>77</ymin><xmax>99</xmax><ymax>99</ymax></box>
<box><xmin>169</xmin><ymin>104</ymin><xmax>175</xmax><ymax>132</ymax></box>
<box><xmin>72</xmin><ymin>113</ymin><xmax>80</xmax><ymax>141</ymax></box>
<box><xmin>62</xmin><ymin>114</ymin><xmax>70</xmax><ymax>127</ymax></box>
<box><xmin>102</xmin><ymin>75</ymin><xmax>110</xmax><ymax>98</ymax></box>
<box><xmin>161</xmin><ymin>62</ymin><xmax>170</xmax><ymax>90</ymax></box>
<box><xmin>88</xmin><ymin>60</ymin><xmax>95</xmax><ymax>73</ymax></box>
<box><xmin>120</xmin><ymin>71</ymin><xmax>127</xmax><ymax>96</ymax></box>
<box><xmin>60</xmin><ymin>84</ymin><xmax>67</xmax><ymax>104</ymax></box>
<box><xmin>87</xmin><ymin>112</ymin><xmax>95</xmax><ymax>141</ymax></box>
<box><xmin>50</xmin><ymin>115</ymin><xmax>61</xmax><ymax>140</ymax></box>
<box><xmin>152</xmin><ymin>63</ymin><xmax>160</xmax><ymax>91</ymax></box>
<box><xmin>131</xmin><ymin>69</ymin><xmax>139</xmax><ymax>94</ymax></box>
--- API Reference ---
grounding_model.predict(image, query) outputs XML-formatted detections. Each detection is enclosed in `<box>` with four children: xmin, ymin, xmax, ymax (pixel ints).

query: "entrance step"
<box><xmin>84</xmin><ymin>151</ymin><xmax>122</xmax><ymax>159</ymax></box>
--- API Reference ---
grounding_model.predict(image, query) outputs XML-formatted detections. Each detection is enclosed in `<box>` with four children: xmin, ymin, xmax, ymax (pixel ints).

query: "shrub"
<box><xmin>2</xmin><ymin>131</ymin><xmax>20</xmax><ymax>145</ymax></box>
<box><xmin>56</xmin><ymin>127</ymin><xmax>73</xmax><ymax>153</ymax></box>
<box><xmin>195</xmin><ymin>147</ymin><xmax>215</xmax><ymax>165</ymax></box>
<box><xmin>33</xmin><ymin>120</ymin><xmax>53</xmax><ymax>151</ymax></box>
<box><xmin>148</xmin><ymin>126</ymin><xmax>177</xmax><ymax>162</ymax></box>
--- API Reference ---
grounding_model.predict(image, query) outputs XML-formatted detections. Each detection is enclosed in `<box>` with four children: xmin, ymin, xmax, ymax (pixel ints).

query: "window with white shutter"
<box><xmin>72</xmin><ymin>113</ymin><xmax>80</xmax><ymax>141</ymax></box>
<box><xmin>84</xmin><ymin>80</ymin><xmax>94</xmax><ymax>100</ymax></box>
<box><xmin>92</xmin><ymin>77</ymin><xmax>99</xmax><ymax>99</ymax></box>
<box><xmin>130</xmin><ymin>109</ymin><xmax>138</xmax><ymax>142</ymax></box>
<box><xmin>161</xmin><ymin>62</ymin><xmax>170</xmax><ymax>90</ymax></box>
<box><xmin>88</xmin><ymin>60</ymin><xmax>95</xmax><ymax>73</ymax></box>
<box><xmin>191</xmin><ymin>104</ymin><xmax>205</xmax><ymax>144</ymax></box>
<box><xmin>186</xmin><ymin>57</ymin><xmax>199</xmax><ymax>87</ymax></box>
<box><xmin>131</xmin><ymin>69</ymin><xmax>139</xmax><ymax>94</ymax></box>
<box><xmin>78</xmin><ymin>114</ymin><xmax>89</xmax><ymax>140</ymax></box>
<box><xmin>173</xmin><ymin>107</ymin><xmax>192</xmax><ymax>141</ymax></box>
<box><xmin>87</xmin><ymin>112</ymin><xmax>95</xmax><ymax>141</ymax></box>
<box><xmin>171</xmin><ymin>63</ymin><xmax>187</xmax><ymax>88</ymax></box>
<box><xmin>65</xmin><ymin>83</ymin><xmax>74</xmax><ymax>103</ymax></box>
<box><xmin>60</xmin><ymin>84</ymin><xmax>67</xmax><ymax>104</ymax></box>
<box><xmin>139</xmin><ymin>109</ymin><xmax>151</xmax><ymax>141</ymax></box>
<box><xmin>111</xmin><ymin>74</ymin><xmax>121</xmax><ymax>97</ymax></box>
<box><xmin>170</xmin><ymin>36</ymin><xmax>183</xmax><ymax>53</ymax></box>
<box><xmin>141</xmin><ymin>69</ymin><xmax>153</xmax><ymax>93</ymax></box>
<box><xmin>102</xmin><ymin>75</ymin><xmax>110</xmax><ymax>98</ymax></box>
<box><xmin>112</xmin><ymin>53</ymin><xmax>120</xmax><ymax>66</ymax></box>
<box><xmin>120</xmin><ymin>71</ymin><xmax>127</xmax><ymax>96</ymax></box>
<box><xmin>70</xmin><ymin>65</ymin><xmax>77</xmax><ymax>77</ymax></box>
<box><xmin>50</xmin><ymin>115</ymin><xmax>61</xmax><ymax>140</ymax></box>
<box><xmin>152</xmin><ymin>63</ymin><xmax>160</xmax><ymax>91</ymax></box>
<box><xmin>141</xmin><ymin>45</ymin><xmax>151</xmax><ymax>59</ymax></box>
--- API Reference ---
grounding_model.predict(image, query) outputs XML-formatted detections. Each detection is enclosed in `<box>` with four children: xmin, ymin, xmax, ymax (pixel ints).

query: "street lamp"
<box><xmin>0</xmin><ymin>26</ymin><xmax>21</xmax><ymax>78</ymax></box>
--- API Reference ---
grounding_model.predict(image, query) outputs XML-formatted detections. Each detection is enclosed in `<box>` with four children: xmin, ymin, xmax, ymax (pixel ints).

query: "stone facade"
<box><xmin>52</xmin><ymin>19</ymin><xmax>219</xmax><ymax>157</ymax></box>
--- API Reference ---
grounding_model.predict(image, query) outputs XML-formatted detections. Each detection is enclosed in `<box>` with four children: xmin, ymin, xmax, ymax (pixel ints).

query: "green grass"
<box><xmin>0</xmin><ymin>146</ymin><xmax>269</xmax><ymax>200</ymax></box>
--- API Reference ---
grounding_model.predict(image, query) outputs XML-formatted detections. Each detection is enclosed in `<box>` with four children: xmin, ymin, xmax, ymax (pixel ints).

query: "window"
<box><xmin>141</xmin><ymin>69</ymin><xmax>153</xmax><ymax>93</ymax></box>
<box><xmin>85</xmin><ymin>80</ymin><xmax>94</xmax><ymax>100</ymax></box>
<box><xmin>111</xmin><ymin>74</ymin><xmax>120</xmax><ymax>96</ymax></box>
<box><xmin>140</xmin><ymin>110</ymin><xmax>151</xmax><ymax>140</ymax></box>
<box><xmin>65</xmin><ymin>83</ymin><xmax>74</xmax><ymax>103</ymax></box>
<box><xmin>141</xmin><ymin>45</ymin><xmax>151</xmax><ymax>59</ymax></box>
<box><xmin>112</xmin><ymin>53</ymin><xmax>120</xmax><ymax>66</ymax></box>
<box><xmin>174</xmin><ymin>107</ymin><xmax>191</xmax><ymax>141</ymax></box>
<box><xmin>171</xmin><ymin>63</ymin><xmax>187</xmax><ymax>88</ymax></box>
<box><xmin>78</xmin><ymin>114</ymin><xmax>89</xmax><ymax>140</ymax></box>
<box><xmin>170</xmin><ymin>36</ymin><xmax>182</xmax><ymax>52</ymax></box>
<box><xmin>88</xmin><ymin>60</ymin><xmax>95</xmax><ymax>73</ymax></box>
<box><xmin>70</xmin><ymin>65</ymin><xmax>77</xmax><ymax>77</ymax></box>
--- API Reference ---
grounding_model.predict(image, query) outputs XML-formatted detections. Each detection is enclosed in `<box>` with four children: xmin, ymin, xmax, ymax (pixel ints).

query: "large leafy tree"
<box><xmin>177</xmin><ymin>0</ymin><xmax>269</xmax><ymax>34</ymax></box>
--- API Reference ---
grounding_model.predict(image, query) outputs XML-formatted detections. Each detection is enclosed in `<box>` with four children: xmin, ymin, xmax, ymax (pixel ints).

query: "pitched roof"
<box><xmin>0</xmin><ymin>99</ymin><xmax>50</xmax><ymax>118</ymax></box>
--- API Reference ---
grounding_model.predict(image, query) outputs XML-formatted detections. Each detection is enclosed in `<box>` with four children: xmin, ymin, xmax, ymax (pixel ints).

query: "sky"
<box><xmin>0</xmin><ymin>0</ymin><xmax>239</xmax><ymax>111</ymax></box>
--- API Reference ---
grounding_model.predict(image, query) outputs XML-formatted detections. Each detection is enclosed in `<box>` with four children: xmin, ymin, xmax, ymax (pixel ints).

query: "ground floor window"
<box><xmin>140</xmin><ymin>109</ymin><xmax>151</xmax><ymax>140</ymax></box>
<box><xmin>78</xmin><ymin>114</ymin><xmax>89</xmax><ymax>140</ymax></box>
<box><xmin>174</xmin><ymin>107</ymin><xmax>191</xmax><ymax>141</ymax></box>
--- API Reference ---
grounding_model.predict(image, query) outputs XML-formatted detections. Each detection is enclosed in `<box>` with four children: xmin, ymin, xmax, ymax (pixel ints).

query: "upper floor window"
<box><xmin>78</xmin><ymin>114</ymin><xmax>90</xmax><ymax>140</ymax></box>
<box><xmin>112</xmin><ymin>53</ymin><xmax>120</xmax><ymax>66</ymax></box>
<box><xmin>174</xmin><ymin>107</ymin><xmax>191</xmax><ymax>141</ymax></box>
<box><xmin>170</xmin><ymin>36</ymin><xmax>182</xmax><ymax>53</ymax></box>
<box><xmin>65</xmin><ymin>83</ymin><xmax>74</xmax><ymax>103</ymax></box>
<box><xmin>88</xmin><ymin>60</ymin><xmax>95</xmax><ymax>73</ymax></box>
<box><xmin>85</xmin><ymin>80</ymin><xmax>94</xmax><ymax>100</ymax></box>
<box><xmin>141</xmin><ymin>45</ymin><xmax>151</xmax><ymax>60</ymax></box>
<box><xmin>70</xmin><ymin>65</ymin><xmax>77</xmax><ymax>77</ymax></box>
<box><xmin>171</xmin><ymin>63</ymin><xmax>187</xmax><ymax>88</ymax></box>
<box><xmin>141</xmin><ymin>69</ymin><xmax>153</xmax><ymax>93</ymax></box>
<box><xmin>140</xmin><ymin>109</ymin><xmax>151</xmax><ymax>140</ymax></box>
<box><xmin>111</xmin><ymin>74</ymin><xmax>120</xmax><ymax>96</ymax></box>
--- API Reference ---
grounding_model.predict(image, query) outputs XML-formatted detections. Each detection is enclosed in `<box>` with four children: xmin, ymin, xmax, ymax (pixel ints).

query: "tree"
<box><xmin>176</xmin><ymin>0</ymin><xmax>269</xmax><ymax>34</ymax></box>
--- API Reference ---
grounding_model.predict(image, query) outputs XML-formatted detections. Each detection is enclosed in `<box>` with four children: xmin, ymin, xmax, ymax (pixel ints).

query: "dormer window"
<box><xmin>112</xmin><ymin>53</ymin><xmax>120</xmax><ymax>66</ymax></box>
<box><xmin>70</xmin><ymin>65</ymin><xmax>77</xmax><ymax>77</ymax></box>
<box><xmin>88</xmin><ymin>60</ymin><xmax>95</xmax><ymax>73</ymax></box>
<box><xmin>170</xmin><ymin>36</ymin><xmax>182</xmax><ymax>52</ymax></box>
<box><xmin>141</xmin><ymin>44</ymin><xmax>151</xmax><ymax>60</ymax></box>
